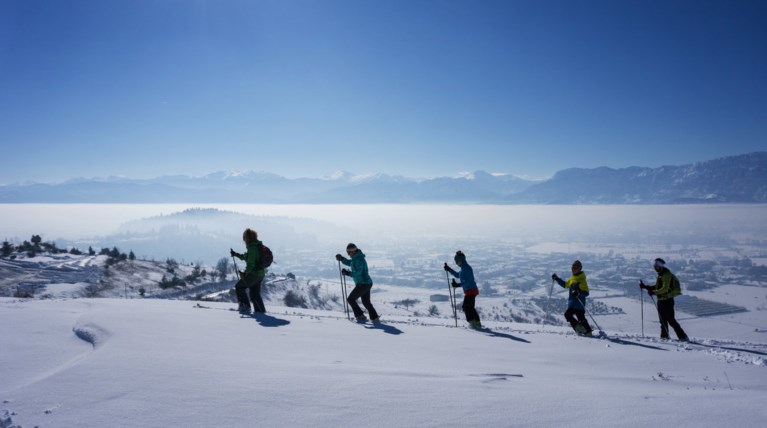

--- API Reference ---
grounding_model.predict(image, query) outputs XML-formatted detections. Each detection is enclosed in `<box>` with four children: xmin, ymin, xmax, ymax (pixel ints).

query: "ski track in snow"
<box><xmin>197</xmin><ymin>303</ymin><xmax>767</xmax><ymax>368</ymax></box>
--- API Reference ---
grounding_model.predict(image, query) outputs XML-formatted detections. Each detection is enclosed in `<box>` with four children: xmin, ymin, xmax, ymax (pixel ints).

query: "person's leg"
<box><xmin>575</xmin><ymin>309</ymin><xmax>592</xmax><ymax>333</ymax></box>
<box><xmin>664</xmin><ymin>299</ymin><xmax>688</xmax><ymax>340</ymax></box>
<box><xmin>463</xmin><ymin>295</ymin><xmax>479</xmax><ymax>323</ymax></box>
<box><xmin>234</xmin><ymin>279</ymin><xmax>250</xmax><ymax>311</ymax></box>
<box><xmin>359</xmin><ymin>285</ymin><xmax>379</xmax><ymax>320</ymax></box>
<box><xmin>564</xmin><ymin>307</ymin><xmax>579</xmax><ymax>330</ymax></box>
<box><xmin>346</xmin><ymin>285</ymin><xmax>365</xmax><ymax>318</ymax></box>
<box><xmin>657</xmin><ymin>299</ymin><xmax>672</xmax><ymax>339</ymax></box>
<box><xmin>249</xmin><ymin>276</ymin><xmax>265</xmax><ymax>312</ymax></box>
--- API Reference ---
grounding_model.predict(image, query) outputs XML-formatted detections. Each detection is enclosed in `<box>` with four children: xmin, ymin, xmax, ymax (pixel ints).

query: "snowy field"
<box><xmin>2</xmin><ymin>204</ymin><xmax>766</xmax><ymax>427</ymax></box>
<box><xmin>2</xmin><ymin>297</ymin><xmax>766</xmax><ymax>428</ymax></box>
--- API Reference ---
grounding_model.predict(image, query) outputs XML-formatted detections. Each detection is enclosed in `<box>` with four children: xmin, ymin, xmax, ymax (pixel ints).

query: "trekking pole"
<box><xmin>640</xmin><ymin>283</ymin><xmax>645</xmax><ymax>338</ymax></box>
<box><xmin>231</xmin><ymin>256</ymin><xmax>239</xmax><ymax>280</ymax></box>
<box><xmin>446</xmin><ymin>270</ymin><xmax>458</xmax><ymax>327</ymax></box>
<box><xmin>542</xmin><ymin>278</ymin><xmax>555</xmax><ymax>330</ymax></box>
<box><xmin>584</xmin><ymin>306</ymin><xmax>602</xmax><ymax>334</ymax></box>
<box><xmin>451</xmin><ymin>285</ymin><xmax>458</xmax><ymax>327</ymax></box>
<box><xmin>338</xmin><ymin>261</ymin><xmax>351</xmax><ymax>320</ymax></box>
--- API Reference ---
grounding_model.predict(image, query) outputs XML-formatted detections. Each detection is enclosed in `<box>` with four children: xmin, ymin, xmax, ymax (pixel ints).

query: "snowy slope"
<box><xmin>1</xmin><ymin>298</ymin><xmax>766</xmax><ymax>428</ymax></box>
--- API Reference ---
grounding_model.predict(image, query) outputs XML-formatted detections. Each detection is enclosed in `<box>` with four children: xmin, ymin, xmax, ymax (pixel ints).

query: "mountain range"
<box><xmin>1</xmin><ymin>152</ymin><xmax>765</xmax><ymax>203</ymax></box>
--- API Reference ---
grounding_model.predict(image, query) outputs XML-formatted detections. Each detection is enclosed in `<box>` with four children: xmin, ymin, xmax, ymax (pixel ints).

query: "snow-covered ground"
<box><xmin>1</xmin><ymin>297</ymin><xmax>766</xmax><ymax>428</ymax></box>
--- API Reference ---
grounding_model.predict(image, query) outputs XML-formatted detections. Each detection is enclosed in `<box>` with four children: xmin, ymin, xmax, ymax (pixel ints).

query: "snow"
<box><xmin>2</xmin><ymin>297</ymin><xmax>766</xmax><ymax>428</ymax></box>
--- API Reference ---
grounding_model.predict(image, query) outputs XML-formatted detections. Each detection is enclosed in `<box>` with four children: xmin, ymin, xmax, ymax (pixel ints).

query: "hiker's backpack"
<box><xmin>259</xmin><ymin>244</ymin><xmax>273</xmax><ymax>269</ymax></box>
<box><xmin>668</xmin><ymin>272</ymin><xmax>682</xmax><ymax>298</ymax></box>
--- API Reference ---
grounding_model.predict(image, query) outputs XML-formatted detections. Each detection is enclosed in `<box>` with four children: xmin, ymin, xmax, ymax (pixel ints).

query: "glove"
<box><xmin>335</xmin><ymin>254</ymin><xmax>343</xmax><ymax>261</ymax></box>
<box><xmin>639</xmin><ymin>281</ymin><xmax>646</xmax><ymax>289</ymax></box>
<box><xmin>341</xmin><ymin>268</ymin><xmax>350</xmax><ymax>276</ymax></box>
<box><xmin>444</xmin><ymin>263</ymin><xmax>452</xmax><ymax>272</ymax></box>
<box><xmin>451</xmin><ymin>279</ymin><xmax>459</xmax><ymax>288</ymax></box>
<box><xmin>552</xmin><ymin>273</ymin><xmax>559</xmax><ymax>281</ymax></box>
<box><xmin>647</xmin><ymin>289</ymin><xmax>655</xmax><ymax>296</ymax></box>
<box><xmin>238</xmin><ymin>271</ymin><xmax>245</xmax><ymax>279</ymax></box>
<box><xmin>230</xmin><ymin>249</ymin><xmax>237</xmax><ymax>258</ymax></box>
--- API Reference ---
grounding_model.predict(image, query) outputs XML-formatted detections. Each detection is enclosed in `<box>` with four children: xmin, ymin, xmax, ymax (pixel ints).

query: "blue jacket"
<box><xmin>340</xmin><ymin>250</ymin><xmax>372</xmax><ymax>285</ymax></box>
<box><xmin>448</xmin><ymin>262</ymin><xmax>478</xmax><ymax>295</ymax></box>
<box><xmin>555</xmin><ymin>271</ymin><xmax>589</xmax><ymax>310</ymax></box>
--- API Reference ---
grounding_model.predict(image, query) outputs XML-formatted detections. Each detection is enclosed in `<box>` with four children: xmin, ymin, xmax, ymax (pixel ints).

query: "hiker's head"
<box><xmin>454</xmin><ymin>250</ymin><xmax>466</xmax><ymax>265</ymax></box>
<box><xmin>571</xmin><ymin>260</ymin><xmax>582</xmax><ymax>274</ymax></box>
<box><xmin>346</xmin><ymin>243</ymin><xmax>358</xmax><ymax>256</ymax></box>
<box><xmin>243</xmin><ymin>228</ymin><xmax>258</xmax><ymax>244</ymax></box>
<box><xmin>653</xmin><ymin>258</ymin><xmax>665</xmax><ymax>272</ymax></box>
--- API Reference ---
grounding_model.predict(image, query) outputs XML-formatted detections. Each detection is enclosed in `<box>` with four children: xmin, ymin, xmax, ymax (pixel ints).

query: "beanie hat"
<box><xmin>346</xmin><ymin>243</ymin><xmax>358</xmax><ymax>251</ymax></box>
<box><xmin>572</xmin><ymin>260</ymin><xmax>582</xmax><ymax>269</ymax></box>
<box><xmin>454</xmin><ymin>251</ymin><xmax>466</xmax><ymax>262</ymax></box>
<box><xmin>654</xmin><ymin>258</ymin><xmax>666</xmax><ymax>268</ymax></box>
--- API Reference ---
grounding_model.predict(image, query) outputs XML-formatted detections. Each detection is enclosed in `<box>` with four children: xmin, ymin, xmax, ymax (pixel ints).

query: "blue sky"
<box><xmin>1</xmin><ymin>0</ymin><xmax>765</xmax><ymax>184</ymax></box>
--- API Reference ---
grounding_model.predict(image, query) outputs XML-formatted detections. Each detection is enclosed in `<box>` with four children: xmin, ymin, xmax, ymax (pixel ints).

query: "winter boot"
<box><xmin>355</xmin><ymin>315</ymin><xmax>368</xmax><ymax>323</ymax></box>
<box><xmin>574</xmin><ymin>323</ymin><xmax>588</xmax><ymax>335</ymax></box>
<box><xmin>469</xmin><ymin>320</ymin><xmax>483</xmax><ymax>329</ymax></box>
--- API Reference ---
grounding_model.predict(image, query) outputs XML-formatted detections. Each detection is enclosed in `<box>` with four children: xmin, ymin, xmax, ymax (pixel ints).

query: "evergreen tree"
<box><xmin>1</xmin><ymin>240</ymin><xmax>12</xmax><ymax>257</ymax></box>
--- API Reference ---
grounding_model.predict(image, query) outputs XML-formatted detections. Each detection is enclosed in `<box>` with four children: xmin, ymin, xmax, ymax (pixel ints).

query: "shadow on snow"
<box><xmin>363</xmin><ymin>322</ymin><xmax>404</xmax><ymax>335</ymax></box>
<box><xmin>249</xmin><ymin>312</ymin><xmax>291</xmax><ymax>327</ymax></box>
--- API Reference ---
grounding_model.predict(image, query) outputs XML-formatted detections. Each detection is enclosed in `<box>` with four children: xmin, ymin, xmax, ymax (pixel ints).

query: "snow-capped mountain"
<box><xmin>0</xmin><ymin>169</ymin><xmax>536</xmax><ymax>203</ymax></box>
<box><xmin>508</xmin><ymin>152</ymin><xmax>767</xmax><ymax>204</ymax></box>
<box><xmin>0</xmin><ymin>152</ymin><xmax>764</xmax><ymax>203</ymax></box>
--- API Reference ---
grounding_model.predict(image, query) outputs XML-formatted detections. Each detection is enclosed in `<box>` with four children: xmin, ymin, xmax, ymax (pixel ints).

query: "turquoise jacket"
<box><xmin>340</xmin><ymin>250</ymin><xmax>372</xmax><ymax>285</ymax></box>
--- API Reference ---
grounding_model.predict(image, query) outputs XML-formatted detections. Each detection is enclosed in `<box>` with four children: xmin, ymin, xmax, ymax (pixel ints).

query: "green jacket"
<box><xmin>236</xmin><ymin>240</ymin><xmax>265</xmax><ymax>279</ymax></box>
<box><xmin>651</xmin><ymin>268</ymin><xmax>681</xmax><ymax>301</ymax></box>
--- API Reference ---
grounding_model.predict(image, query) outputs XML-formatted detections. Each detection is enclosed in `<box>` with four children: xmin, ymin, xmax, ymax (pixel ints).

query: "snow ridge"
<box><xmin>72</xmin><ymin>322</ymin><xmax>110</xmax><ymax>349</ymax></box>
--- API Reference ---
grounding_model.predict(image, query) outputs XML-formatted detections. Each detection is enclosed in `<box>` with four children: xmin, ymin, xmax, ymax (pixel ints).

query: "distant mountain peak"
<box><xmin>325</xmin><ymin>170</ymin><xmax>355</xmax><ymax>181</ymax></box>
<box><xmin>1</xmin><ymin>152</ymin><xmax>763</xmax><ymax>204</ymax></box>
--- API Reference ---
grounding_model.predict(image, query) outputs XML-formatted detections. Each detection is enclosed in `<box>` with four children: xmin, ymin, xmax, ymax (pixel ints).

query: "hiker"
<box><xmin>444</xmin><ymin>250</ymin><xmax>482</xmax><ymax>329</ymax></box>
<box><xmin>552</xmin><ymin>260</ymin><xmax>593</xmax><ymax>336</ymax></box>
<box><xmin>336</xmin><ymin>243</ymin><xmax>380</xmax><ymax>322</ymax></box>
<box><xmin>230</xmin><ymin>228</ymin><xmax>266</xmax><ymax>314</ymax></box>
<box><xmin>640</xmin><ymin>258</ymin><xmax>689</xmax><ymax>341</ymax></box>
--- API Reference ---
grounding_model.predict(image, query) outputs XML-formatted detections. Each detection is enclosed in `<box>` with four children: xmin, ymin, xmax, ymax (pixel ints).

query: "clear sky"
<box><xmin>1</xmin><ymin>0</ymin><xmax>765</xmax><ymax>184</ymax></box>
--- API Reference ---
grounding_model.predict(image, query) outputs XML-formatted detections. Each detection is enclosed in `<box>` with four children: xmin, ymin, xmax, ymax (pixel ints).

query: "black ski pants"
<box><xmin>347</xmin><ymin>284</ymin><xmax>379</xmax><ymax>319</ymax></box>
<box><xmin>235</xmin><ymin>273</ymin><xmax>265</xmax><ymax>312</ymax></box>
<box><xmin>462</xmin><ymin>294</ymin><xmax>480</xmax><ymax>323</ymax></box>
<box><xmin>657</xmin><ymin>298</ymin><xmax>687</xmax><ymax>339</ymax></box>
<box><xmin>564</xmin><ymin>307</ymin><xmax>592</xmax><ymax>333</ymax></box>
